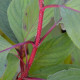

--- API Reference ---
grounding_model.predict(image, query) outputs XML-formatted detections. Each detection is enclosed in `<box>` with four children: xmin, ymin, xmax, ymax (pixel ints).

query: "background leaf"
<box><xmin>8</xmin><ymin>0</ymin><xmax>56</xmax><ymax>42</ymax></box>
<box><xmin>2</xmin><ymin>53</ymin><xmax>19</xmax><ymax>80</ymax></box>
<box><xmin>7</xmin><ymin>0</ymin><xmax>28</xmax><ymax>42</ymax></box>
<box><xmin>54</xmin><ymin>0</ymin><xmax>70</xmax><ymax>22</ymax></box>
<box><xmin>72</xmin><ymin>46</ymin><xmax>80</xmax><ymax>65</ymax></box>
<box><xmin>29</xmin><ymin>34</ymin><xmax>75</xmax><ymax>78</ymax></box>
<box><xmin>0</xmin><ymin>0</ymin><xmax>18</xmax><ymax>43</ymax></box>
<box><xmin>54</xmin><ymin>0</ymin><xmax>80</xmax><ymax>49</ymax></box>
<box><xmin>44</xmin><ymin>0</ymin><xmax>56</xmax><ymax>5</ymax></box>
<box><xmin>0</xmin><ymin>36</ymin><xmax>11</xmax><ymax>77</ymax></box>
<box><xmin>33</xmin><ymin>34</ymin><xmax>74</xmax><ymax>66</ymax></box>
<box><xmin>66</xmin><ymin>0</ymin><xmax>80</xmax><ymax>10</ymax></box>
<box><xmin>60</xmin><ymin>8</ymin><xmax>80</xmax><ymax>49</ymax></box>
<box><xmin>41</xmin><ymin>20</ymin><xmax>62</xmax><ymax>43</ymax></box>
<box><xmin>48</xmin><ymin>68</ymin><xmax>80</xmax><ymax>80</ymax></box>
<box><xmin>29</xmin><ymin>64</ymin><xmax>80</xmax><ymax>79</ymax></box>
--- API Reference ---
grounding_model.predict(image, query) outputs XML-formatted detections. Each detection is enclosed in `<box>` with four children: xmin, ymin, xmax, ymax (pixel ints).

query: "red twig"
<box><xmin>14</xmin><ymin>54</ymin><xmax>26</xmax><ymax>66</ymax></box>
<box><xmin>42</xmin><ymin>5</ymin><xmax>80</xmax><ymax>13</ymax></box>
<box><xmin>39</xmin><ymin>0</ymin><xmax>44</xmax><ymax>8</ymax></box>
<box><xmin>16</xmin><ymin>72</ymin><xmax>21</xmax><ymax>80</ymax></box>
<box><xmin>20</xmin><ymin>46</ymin><xmax>24</xmax><ymax>74</ymax></box>
<box><xmin>21</xmin><ymin>45</ymin><xmax>28</xmax><ymax>77</ymax></box>
<box><xmin>16</xmin><ymin>48</ymin><xmax>25</xmax><ymax>74</ymax></box>
<box><xmin>28</xmin><ymin>0</ymin><xmax>44</xmax><ymax>70</ymax></box>
<box><xmin>0</xmin><ymin>41</ymin><xmax>34</xmax><ymax>53</ymax></box>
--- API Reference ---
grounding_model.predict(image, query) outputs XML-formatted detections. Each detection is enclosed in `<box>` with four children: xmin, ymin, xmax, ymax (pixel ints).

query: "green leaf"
<box><xmin>54</xmin><ymin>8</ymin><xmax>61</xmax><ymax>23</ymax></box>
<box><xmin>29</xmin><ymin>64</ymin><xmax>80</xmax><ymax>79</ymax></box>
<box><xmin>23</xmin><ymin>0</ymin><xmax>54</xmax><ymax>41</ymax></box>
<box><xmin>7</xmin><ymin>0</ymin><xmax>28</xmax><ymax>42</ymax></box>
<box><xmin>48</xmin><ymin>68</ymin><xmax>80</xmax><ymax>80</ymax></box>
<box><xmin>0</xmin><ymin>36</ymin><xmax>11</xmax><ymax>77</ymax></box>
<box><xmin>64</xmin><ymin>55</ymin><xmax>72</xmax><ymax>64</ymax></box>
<box><xmin>44</xmin><ymin>0</ymin><xmax>56</xmax><ymax>5</ymax></box>
<box><xmin>41</xmin><ymin>20</ymin><xmax>62</xmax><ymax>43</ymax></box>
<box><xmin>33</xmin><ymin>34</ymin><xmax>74</xmax><ymax>66</ymax></box>
<box><xmin>54</xmin><ymin>0</ymin><xmax>80</xmax><ymax>49</ymax></box>
<box><xmin>54</xmin><ymin>0</ymin><xmax>69</xmax><ymax>22</ymax></box>
<box><xmin>2</xmin><ymin>54</ymin><xmax>19</xmax><ymax>80</ymax></box>
<box><xmin>29</xmin><ymin>34</ymin><xmax>74</xmax><ymax>76</ymax></box>
<box><xmin>0</xmin><ymin>52</ymin><xmax>8</xmax><ymax>78</ymax></box>
<box><xmin>66</xmin><ymin>0</ymin><xmax>80</xmax><ymax>10</ymax></box>
<box><xmin>8</xmin><ymin>0</ymin><xmax>55</xmax><ymax>42</ymax></box>
<box><xmin>72</xmin><ymin>46</ymin><xmax>80</xmax><ymax>65</ymax></box>
<box><xmin>60</xmin><ymin>8</ymin><xmax>80</xmax><ymax>49</ymax></box>
<box><xmin>0</xmin><ymin>0</ymin><xmax>18</xmax><ymax>43</ymax></box>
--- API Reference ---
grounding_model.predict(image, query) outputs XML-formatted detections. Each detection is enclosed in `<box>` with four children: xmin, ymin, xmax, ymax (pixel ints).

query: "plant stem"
<box><xmin>0</xmin><ymin>41</ymin><xmax>34</xmax><ymax>53</ymax></box>
<box><xmin>28</xmin><ymin>0</ymin><xmax>44</xmax><ymax>70</ymax></box>
<box><xmin>21</xmin><ymin>45</ymin><xmax>28</xmax><ymax>77</ymax></box>
<box><xmin>39</xmin><ymin>0</ymin><xmax>44</xmax><ymax>8</ymax></box>
<box><xmin>20</xmin><ymin>46</ymin><xmax>24</xmax><ymax>73</ymax></box>
<box><xmin>42</xmin><ymin>5</ymin><xmax>80</xmax><ymax>13</ymax></box>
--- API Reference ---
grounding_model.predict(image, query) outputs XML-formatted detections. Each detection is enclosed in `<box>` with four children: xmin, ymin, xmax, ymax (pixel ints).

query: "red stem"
<box><xmin>42</xmin><ymin>5</ymin><xmax>80</xmax><ymax>13</ymax></box>
<box><xmin>20</xmin><ymin>46</ymin><xmax>24</xmax><ymax>73</ymax></box>
<box><xmin>39</xmin><ymin>0</ymin><xmax>44</xmax><ymax>8</ymax></box>
<box><xmin>16</xmin><ymin>49</ymin><xmax>25</xmax><ymax>74</ymax></box>
<box><xmin>28</xmin><ymin>0</ymin><xmax>44</xmax><ymax>70</ymax></box>
<box><xmin>21</xmin><ymin>45</ymin><xmax>28</xmax><ymax>77</ymax></box>
<box><xmin>16</xmin><ymin>72</ymin><xmax>21</xmax><ymax>80</ymax></box>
